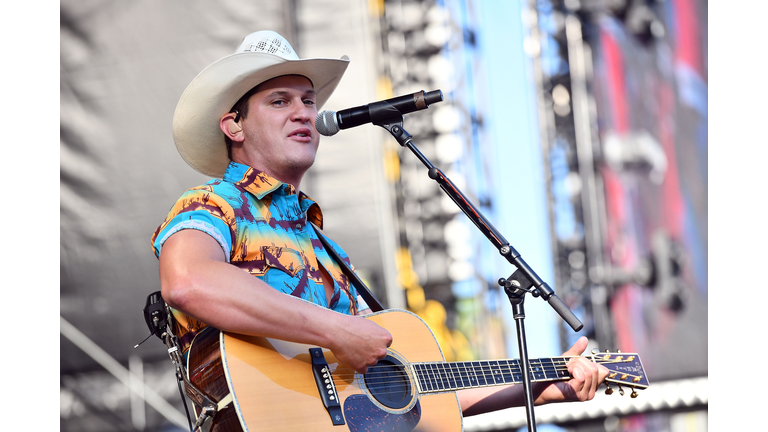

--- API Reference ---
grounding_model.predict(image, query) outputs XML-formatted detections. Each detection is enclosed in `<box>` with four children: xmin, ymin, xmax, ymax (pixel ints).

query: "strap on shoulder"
<box><xmin>310</xmin><ymin>222</ymin><xmax>385</xmax><ymax>312</ymax></box>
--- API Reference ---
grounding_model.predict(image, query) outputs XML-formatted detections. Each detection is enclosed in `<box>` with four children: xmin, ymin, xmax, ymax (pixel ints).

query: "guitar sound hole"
<box><xmin>364</xmin><ymin>355</ymin><xmax>412</xmax><ymax>410</ymax></box>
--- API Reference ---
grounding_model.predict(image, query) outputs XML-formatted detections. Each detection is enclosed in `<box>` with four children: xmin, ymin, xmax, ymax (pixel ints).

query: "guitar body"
<box><xmin>187</xmin><ymin>309</ymin><xmax>463</xmax><ymax>431</ymax></box>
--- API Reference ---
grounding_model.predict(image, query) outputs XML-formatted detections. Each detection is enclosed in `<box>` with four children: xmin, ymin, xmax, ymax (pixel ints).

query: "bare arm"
<box><xmin>458</xmin><ymin>337</ymin><xmax>609</xmax><ymax>416</ymax></box>
<box><xmin>159</xmin><ymin>229</ymin><xmax>392</xmax><ymax>372</ymax></box>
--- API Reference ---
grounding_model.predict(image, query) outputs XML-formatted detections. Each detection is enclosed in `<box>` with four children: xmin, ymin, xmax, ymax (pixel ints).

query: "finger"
<box><xmin>591</xmin><ymin>364</ymin><xmax>603</xmax><ymax>395</ymax></box>
<box><xmin>587</xmin><ymin>362</ymin><xmax>602</xmax><ymax>399</ymax></box>
<box><xmin>356</xmin><ymin>363</ymin><xmax>369</xmax><ymax>374</ymax></box>
<box><xmin>597</xmin><ymin>363</ymin><xmax>610</xmax><ymax>380</ymax></box>
<box><xmin>577</xmin><ymin>366</ymin><xmax>591</xmax><ymax>399</ymax></box>
<box><xmin>580</xmin><ymin>359</ymin><xmax>604</xmax><ymax>397</ymax></box>
<box><xmin>563</xmin><ymin>336</ymin><xmax>589</xmax><ymax>356</ymax></box>
<box><xmin>569</xmin><ymin>360</ymin><xmax>585</xmax><ymax>382</ymax></box>
<box><xmin>569</xmin><ymin>359</ymin><xmax>597</xmax><ymax>400</ymax></box>
<box><xmin>587</xmin><ymin>361</ymin><xmax>610</xmax><ymax>393</ymax></box>
<box><xmin>360</xmin><ymin>352</ymin><xmax>387</xmax><ymax>374</ymax></box>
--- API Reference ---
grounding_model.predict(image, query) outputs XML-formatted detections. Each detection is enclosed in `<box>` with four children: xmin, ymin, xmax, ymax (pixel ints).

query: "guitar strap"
<box><xmin>310</xmin><ymin>222</ymin><xmax>385</xmax><ymax>312</ymax></box>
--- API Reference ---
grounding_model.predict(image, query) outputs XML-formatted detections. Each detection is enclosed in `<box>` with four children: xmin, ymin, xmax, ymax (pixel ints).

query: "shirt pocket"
<box><xmin>261</xmin><ymin>246</ymin><xmax>309</xmax><ymax>295</ymax></box>
<box><xmin>261</xmin><ymin>246</ymin><xmax>305</xmax><ymax>276</ymax></box>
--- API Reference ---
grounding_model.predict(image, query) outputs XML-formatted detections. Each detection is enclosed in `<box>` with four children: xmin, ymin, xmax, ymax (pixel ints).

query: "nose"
<box><xmin>290</xmin><ymin>99</ymin><xmax>313</xmax><ymax>123</ymax></box>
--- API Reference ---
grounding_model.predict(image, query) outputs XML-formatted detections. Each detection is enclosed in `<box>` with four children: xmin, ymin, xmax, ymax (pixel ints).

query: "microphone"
<box><xmin>315</xmin><ymin>90</ymin><xmax>443</xmax><ymax>136</ymax></box>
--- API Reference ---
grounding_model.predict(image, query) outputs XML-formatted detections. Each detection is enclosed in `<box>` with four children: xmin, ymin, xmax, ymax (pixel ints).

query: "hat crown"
<box><xmin>235</xmin><ymin>30</ymin><xmax>299</xmax><ymax>60</ymax></box>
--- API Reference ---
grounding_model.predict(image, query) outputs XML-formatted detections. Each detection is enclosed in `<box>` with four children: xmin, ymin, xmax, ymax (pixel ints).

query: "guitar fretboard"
<box><xmin>412</xmin><ymin>358</ymin><xmax>572</xmax><ymax>393</ymax></box>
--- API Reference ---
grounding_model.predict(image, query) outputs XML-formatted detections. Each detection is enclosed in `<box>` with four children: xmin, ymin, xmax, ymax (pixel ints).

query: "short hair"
<box><xmin>224</xmin><ymin>85</ymin><xmax>261</xmax><ymax>159</ymax></box>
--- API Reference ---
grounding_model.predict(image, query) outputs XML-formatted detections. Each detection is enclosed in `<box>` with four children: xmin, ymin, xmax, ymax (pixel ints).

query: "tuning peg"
<box><xmin>604</xmin><ymin>383</ymin><xmax>614</xmax><ymax>395</ymax></box>
<box><xmin>631</xmin><ymin>389</ymin><xmax>639</xmax><ymax>398</ymax></box>
<box><xmin>617</xmin><ymin>384</ymin><xmax>625</xmax><ymax>396</ymax></box>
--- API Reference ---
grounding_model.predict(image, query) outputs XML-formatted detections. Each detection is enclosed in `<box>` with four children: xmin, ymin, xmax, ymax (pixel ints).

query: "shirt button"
<box><xmin>296</xmin><ymin>223</ymin><xmax>302</xmax><ymax>229</ymax></box>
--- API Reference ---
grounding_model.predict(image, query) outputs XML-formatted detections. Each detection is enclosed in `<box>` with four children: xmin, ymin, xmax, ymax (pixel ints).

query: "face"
<box><xmin>233</xmin><ymin>75</ymin><xmax>319</xmax><ymax>187</ymax></box>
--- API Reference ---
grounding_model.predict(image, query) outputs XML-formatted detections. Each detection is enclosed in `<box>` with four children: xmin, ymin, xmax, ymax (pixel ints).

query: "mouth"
<box><xmin>289</xmin><ymin>128</ymin><xmax>313</xmax><ymax>140</ymax></box>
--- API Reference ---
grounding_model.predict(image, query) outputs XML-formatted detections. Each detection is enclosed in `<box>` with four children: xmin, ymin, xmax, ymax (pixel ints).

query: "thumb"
<box><xmin>563</xmin><ymin>336</ymin><xmax>589</xmax><ymax>357</ymax></box>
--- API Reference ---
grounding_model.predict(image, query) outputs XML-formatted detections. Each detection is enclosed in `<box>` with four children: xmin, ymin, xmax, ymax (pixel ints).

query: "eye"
<box><xmin>303</xmin><ymin>98</ymin><xmax>316</xmax><ymax>106</ymax></box>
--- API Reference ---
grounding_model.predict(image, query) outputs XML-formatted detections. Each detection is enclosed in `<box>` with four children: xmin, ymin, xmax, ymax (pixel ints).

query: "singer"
<box><xmin>151</xmin><ymin>29</ymin><xmax>607</xmax><ymax>431</ymax></box>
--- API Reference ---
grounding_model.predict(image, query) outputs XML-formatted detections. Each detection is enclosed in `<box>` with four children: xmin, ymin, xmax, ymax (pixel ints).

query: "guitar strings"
<box><xmin>337</xmin><ymin>364</ymin><xmax>573</xmax><ymax>380</ymax></box>
<box><xmin>326</xmin><ymin>356</ymin><xmax>638</xmax><ymax>393</ymax></box>
<box><xmin>331</xmin><ymin>356</ymin><xmax>578</xmax><ymax>379</ymax></box>
<box><xmin>328</xmin><ymin>364</ymin><xmax>575</xmax><ymax>395</ymax></box>
<box><xmin>329</xmin><ymin>359</ymin><xmax>575</xmax><ymax>390</ymax></box>
<box><xmin>331</xmin><ymin>356</ymin><xmax>582</xmax><ymax>379</ymax></box>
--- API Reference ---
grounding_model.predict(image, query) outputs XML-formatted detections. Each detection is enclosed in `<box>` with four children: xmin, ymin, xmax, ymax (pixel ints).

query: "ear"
<box><xmin>220</xmin><ymin>112</ymin><xmax>244</xmax><ymax>142</ymax></box>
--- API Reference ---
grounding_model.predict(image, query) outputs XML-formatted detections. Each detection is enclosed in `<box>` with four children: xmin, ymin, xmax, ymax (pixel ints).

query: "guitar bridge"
<box><xmin>310</xmin><ymin>348</ymin><xmax>345</xmax><ymax>426</ymax></box>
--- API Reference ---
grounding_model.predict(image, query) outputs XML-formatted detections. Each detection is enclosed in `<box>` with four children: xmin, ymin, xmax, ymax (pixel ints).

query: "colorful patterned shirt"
<box><xmin>151</xmin><ymin>161</ymin><xmax>364</xmax><ymax>351</ymax></box>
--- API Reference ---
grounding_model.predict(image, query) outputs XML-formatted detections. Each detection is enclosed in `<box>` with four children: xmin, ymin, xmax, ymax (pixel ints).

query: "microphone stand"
<box><xmin>373</xmin><ymin>113</ymin><xmax>583</xmax><ymax>432</ymax></box>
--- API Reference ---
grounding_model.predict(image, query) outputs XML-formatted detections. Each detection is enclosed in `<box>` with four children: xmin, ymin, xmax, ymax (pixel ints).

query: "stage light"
<box><xmin>435</xmin><ymin>132</ymin><xmax>464</xmax><ymax>164</ymax></box>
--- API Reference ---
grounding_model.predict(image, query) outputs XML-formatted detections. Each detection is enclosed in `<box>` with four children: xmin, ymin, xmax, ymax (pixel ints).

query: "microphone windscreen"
<box><xmin>315</xmin><ymin>111</ymin><xmax>340</xmax><ymax>136</ymax></box>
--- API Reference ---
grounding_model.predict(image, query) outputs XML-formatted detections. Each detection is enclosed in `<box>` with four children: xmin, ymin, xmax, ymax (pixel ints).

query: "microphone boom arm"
<box><xmin>379</xmin><ymin>119</ymin><xmax>583</xmax><ymax>333</ymax></box>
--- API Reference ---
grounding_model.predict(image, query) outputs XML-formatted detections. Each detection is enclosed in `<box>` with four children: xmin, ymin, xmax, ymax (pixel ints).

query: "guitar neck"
<box><xmin>412</xmin><ymin>357</ymin><xmax>576</xmax><ymax>394</ymax></box>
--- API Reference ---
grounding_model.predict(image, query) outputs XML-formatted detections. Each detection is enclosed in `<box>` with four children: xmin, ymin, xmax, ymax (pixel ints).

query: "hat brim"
<box><xmin>172</xmin><ymin>52</ymin><xmax>349</xmax><ymax>178</ymax></box>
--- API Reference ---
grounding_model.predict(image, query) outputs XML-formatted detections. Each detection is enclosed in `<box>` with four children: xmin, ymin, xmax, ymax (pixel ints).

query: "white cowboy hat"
<box><xmin>172</xmin><ymin>30</ymin><xmax>350</xmax><ymax>177</ymax></box>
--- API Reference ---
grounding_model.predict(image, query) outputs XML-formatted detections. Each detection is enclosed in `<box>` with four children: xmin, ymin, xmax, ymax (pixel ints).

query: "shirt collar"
<box><xmin>223</xmin><ymin>161</ymin><xmax>324</xmax><ymax>227</ymax></box>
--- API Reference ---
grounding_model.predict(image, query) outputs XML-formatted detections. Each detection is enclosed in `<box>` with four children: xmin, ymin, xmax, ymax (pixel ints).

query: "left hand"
<box><xmin>533</xmin><ymin>336</ymin><xmax>609</xmax><ymax>404</ymax></box>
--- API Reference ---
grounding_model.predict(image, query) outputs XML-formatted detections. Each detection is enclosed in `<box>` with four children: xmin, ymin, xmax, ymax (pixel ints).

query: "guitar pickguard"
<box><xmin>344</xmin><ymin>395</ymin><xmax>421</xmax><ymax>432</ymax></box>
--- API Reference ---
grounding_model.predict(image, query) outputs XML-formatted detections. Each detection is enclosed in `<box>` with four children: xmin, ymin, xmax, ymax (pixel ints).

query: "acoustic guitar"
<box><xmin>186</xmin><ymin>309</ymin><xmax>648</xmax><ymax>431</ymax></box>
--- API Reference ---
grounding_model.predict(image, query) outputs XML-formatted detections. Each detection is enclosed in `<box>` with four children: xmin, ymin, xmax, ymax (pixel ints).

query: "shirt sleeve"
<box><xmin>150</xmin><ymin>187</ymin><xmax>236</xmax><ymax>261</ymax></box>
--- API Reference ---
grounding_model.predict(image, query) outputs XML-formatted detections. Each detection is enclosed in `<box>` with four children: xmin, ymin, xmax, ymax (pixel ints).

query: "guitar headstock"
<box><xmin>590</xmin><ymin>349</ymin><xmax>650</xmax><ymax>398</ymax></box>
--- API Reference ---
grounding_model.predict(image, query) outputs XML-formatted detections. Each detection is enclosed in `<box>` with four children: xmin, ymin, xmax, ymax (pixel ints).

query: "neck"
<box><xmin>231</xmin><ymin>155</ymin><xmax>305</xmax><ymax>191</ymax></box>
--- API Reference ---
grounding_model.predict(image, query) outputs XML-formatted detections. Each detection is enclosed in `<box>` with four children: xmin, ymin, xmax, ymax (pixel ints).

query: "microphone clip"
<box><xmin>134</xmin><ymin>291</ymin><xmax>169</xmax><ymax>348</ymax></box>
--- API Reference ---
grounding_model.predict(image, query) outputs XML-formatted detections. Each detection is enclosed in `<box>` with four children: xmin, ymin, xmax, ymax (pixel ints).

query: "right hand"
<box><xmin>329</xmin><ymin>316</ymin><xmax>392</xmax><ymax>374</ymax></box>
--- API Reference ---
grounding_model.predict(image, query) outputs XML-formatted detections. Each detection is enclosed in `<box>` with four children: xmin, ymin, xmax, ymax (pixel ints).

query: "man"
<box><xmin>152</xmin><ymin>30</ymin><xmax>608</xmax><ymax>421</ymax></box>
